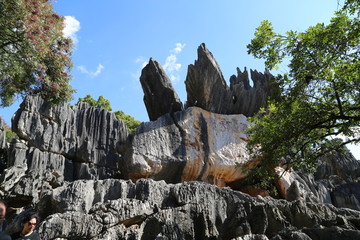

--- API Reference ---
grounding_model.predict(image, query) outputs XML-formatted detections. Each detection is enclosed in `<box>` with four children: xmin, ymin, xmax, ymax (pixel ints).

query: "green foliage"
<box><xmin>246</xmin><ymin>0</ymin><xmax>360</xmax><ymax>182</ymax></box>
<box><xmin>78</xmin><ymin>94</ymin><xmax>141</xmax><ymax>133</ymax></box>
<box><xmin>78</xmin><ymin>94</ymin><xmax>112</xmax><ymax>111</ymax></box>
<box><xmin>5</xmin><ymin>125</ymin><xmax>17</xmax><ymax>140</ymax></box>
<box><xmin>114</xmin><ymin>110</ymin><xmax>141</xmax><ymax>134</ymax></box>
<box><xmin>0</xmin><ymin>0</ymin><xmax>74</xmax><ymax>106</ymax></box>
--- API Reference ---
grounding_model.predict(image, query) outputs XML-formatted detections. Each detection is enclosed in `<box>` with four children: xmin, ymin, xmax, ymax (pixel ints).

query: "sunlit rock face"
<box><xmin>277</xmin><ymin>151</ymin><xmax>360</xmax><ymax>211</ymax></box>
<box><xmin>140</xmin><ymin>43</ymin><xmax>274</xmax><ymax>121</ymax></box>
<box><xmin>185</xmin><ymin>43</ymin><xmax>273</xmax><ymax>117</ymax></box>
<box><xmin>122</xmin><ymin>106</ymin><xmax>251</xmax><ymax>186</ymax></box>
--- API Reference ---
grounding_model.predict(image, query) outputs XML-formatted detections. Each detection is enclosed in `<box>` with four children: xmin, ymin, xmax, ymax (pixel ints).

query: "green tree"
<box><xmin>0</xmin><ymin>0</ymin><xmax>74</xmax><ymax>106</ymax></box>
<box><xmin>114</xmin><ymin>110</ymin><xmax>142</xmax><ymax>134</ymax></box>
<box><xmin>246</xmin><ymin>0</ymin><xmax>360</xmax><ymax>184</ymax></box>
<box><xmin>77</xmin><ymin>94</ymin><xmax>97</xmax><ymax>107</ymax></box>
<box><xmin>77</xmin><ymin>94</ymin><xmax>112</xmax><ymax>111</ymax></box>
<box><xmin>78</xmin><ymin>95</ymin><xmax>141</xmax><ymax>133</ymax></box>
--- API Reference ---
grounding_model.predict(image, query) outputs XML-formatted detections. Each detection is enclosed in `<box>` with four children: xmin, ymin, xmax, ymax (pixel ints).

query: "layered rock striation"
<box><xmin>185</xmin><ymin>43</ymin><xmax>274</xmax><ymax>117</ymax></box>
<box><xmin>10</xmin><ymin>95</ymin><xmax>128</xmax><ymax>180</ymax></box>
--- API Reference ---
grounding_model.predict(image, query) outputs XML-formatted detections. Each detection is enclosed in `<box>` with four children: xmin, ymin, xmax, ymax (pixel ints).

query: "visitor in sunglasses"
<box><xmin>11</xmin><ymin>212</ymin><xmax>40</xmax><ymax>240</ymax></box>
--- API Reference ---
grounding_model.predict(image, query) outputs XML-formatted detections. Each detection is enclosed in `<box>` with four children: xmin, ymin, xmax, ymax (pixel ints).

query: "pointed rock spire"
<box><xmin>140</xmin><ymin>58</ymin><xmax>183</xmax><ymax>121</ymax></box>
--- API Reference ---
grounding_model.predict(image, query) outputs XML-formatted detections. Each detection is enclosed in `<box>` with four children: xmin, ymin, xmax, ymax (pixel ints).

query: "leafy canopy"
<box><xmin>78</xmin><ymin>94</ymin><xmax>112</xmax><ymax>111</ymax></box>
<box><xmin>77</xmin><ymin>94</ymin><xmax>142</xmax><ymax>134</ymax></box>
<box><xmin>246</xmin><ymin>0</ymin><xmax>360</xmax><ymax>181</ymax></box>
<box><xmin>0</xmin><ymin>0</ymin><xmax>74</xmax><ymax>106</ymax></box>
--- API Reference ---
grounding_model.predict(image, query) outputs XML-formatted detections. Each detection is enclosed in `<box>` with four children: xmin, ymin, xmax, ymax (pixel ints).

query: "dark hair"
<box><xmin>22</xmin><ymin>212</ymin><xmax>40</xmax><ymax>225</ymax></box>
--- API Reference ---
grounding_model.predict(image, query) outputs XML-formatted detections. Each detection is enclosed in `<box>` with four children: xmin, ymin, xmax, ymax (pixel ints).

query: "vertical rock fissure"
<box><xmin>196</xmin><ymin>113</ymin><xmax>210</xmax><ymax>181</ymax></box>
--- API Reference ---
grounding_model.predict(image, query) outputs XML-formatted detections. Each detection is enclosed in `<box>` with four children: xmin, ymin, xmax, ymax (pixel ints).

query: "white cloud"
<box><xmin>63</xmin><ymin>16</ymin><xmax>80</xmax><ymax>44</ymax></box>
<box><xmin>78</xmin><ymin>64</ymin><xmax>104</xmax><ymax>78</ymax></box>
<box><xmin>171</xmin><ymin>43</ymin><xmax>186</xmax><ymax>54</ymax></box>
<box><xmin>163</xmin><ymin>43</ymin><xmax>186</xmax><ymax>83</ymax></box>
<box><xmin>163</xmin><ymin>54</ymin><xmax>181</xmax><ymax>72</ymax></box>
<box><xmin>132</xmin><ymin>43</ymin><xmax>186</xmax><ymax>83</ymax></box>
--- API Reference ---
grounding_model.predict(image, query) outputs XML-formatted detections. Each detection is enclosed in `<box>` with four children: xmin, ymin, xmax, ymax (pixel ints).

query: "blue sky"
<box><xmin>1</xmin><ymin>0</ymin><xmax>359</xmax><ymax>159</ymax></box>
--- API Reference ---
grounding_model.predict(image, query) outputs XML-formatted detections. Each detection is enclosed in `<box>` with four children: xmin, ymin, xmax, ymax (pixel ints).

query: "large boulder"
<box><xmin>120</xmin><ymin>106</ymin><xmax>252</xmax><ymax>186</ymax></box>
<box><xmin>140</xmin><ymin>58</ymin><xmax>183</xmax><ymax>121</ymax></box>
<box><xmin>185</xmin><ymin>43</ymin><xmax>273</xmax><ymax>117</ymax></box>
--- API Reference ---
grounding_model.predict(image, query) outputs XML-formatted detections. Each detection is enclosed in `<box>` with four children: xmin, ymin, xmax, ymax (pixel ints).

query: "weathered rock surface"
<box><xmin>0</xmin><ymin>116</ymin><xmax>6</xmax><ymax>149</ymax></box>
<box><xmin>0</xmin><ymin>117</ymin><xmax>7</xmax><ymax>173</ymax></box>
<box><xmin>3</xmin><ymin>96</ymin><xmax>253</xmax><ymax>208</ymax></box>
<box><xmin>121</xmin><ymin>106</ymin><xmax>251</xmax><ymax>186</ymax></box>
<box><xmin>315</xmin><ymin>152</ymin><xmax>360</xmax><ymax>181</ymax></box>
<box><xmin>278</xmin><ymin>151</ymin><xmax>360</xmax><ymax>211</ymax></box>
<box><xmin>9</xmin><ymin>95</ymin><xmax>128</xmax><ymax>182</ymax></box>
<box><xmin>140</xmin><ymin>58</ymin><xmax>183</xmax><ymax>121</ymax></box>
<box><xmin>185</xmin><ymin>43</ymin><xmax>273</xmax><ymax>117</ymax></box>
<box><xmin>34</xmin><ymin>179</ymin><xmax>360</xmax><ymax>240</ymax></box>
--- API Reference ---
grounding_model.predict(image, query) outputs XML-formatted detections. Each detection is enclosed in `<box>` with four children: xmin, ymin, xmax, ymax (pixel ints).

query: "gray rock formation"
<box><xmin>140</xmin><ymin>58</ymin><xmax>183</xmax><ymax>121</ymax></box>
<box><xmin>229</xmin><ymin>67</ymin><xmax>274</xmax><ymax>117</ymax></box>
<box><xmin>121</xmin><ymin>106</ymin><xmax>251</xmax><ymax>186</ymax></box>
<box><xmin>185</xmin><ymin>43</ymin><xmax>273</xmax><ymax>117</ymax></box>
<box><xmin>34</xmin><ymin>179</ymin><xmax>360</xmax><ymax>239</ymax></box>
<box><xmin>280</xmin><ymin>151</ymin><xmax>360</xmax><ymax>211</ymax></box>
<box><xmin>0</xmin><ymin>116</ymin><xmax>6</xmax><ymax>149</ymax></box>
<box><xmin>8</xmin><ymin>95</ymin><xmax>128</xmax><ymax>182</ymax></box>
<box><xmin>315</xmin><ymin>152</ymin><xmax>360</xmax><ymax>181</ymax></box>
<box><xmin>139</xmin><ymin>43</ymin><xmax>274</xmax><ymax>119</ymax></box>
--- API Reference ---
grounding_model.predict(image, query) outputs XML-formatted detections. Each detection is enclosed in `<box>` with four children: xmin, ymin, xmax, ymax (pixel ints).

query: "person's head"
<box><xmin>21</xmin><ymin>212</ymin><xmax>39</xmax><ymax>235</ymax></box>
<box><xmin>0</xmin><ymin>201</ymin><xmax>7</xmax><ymax>225</ymax></box>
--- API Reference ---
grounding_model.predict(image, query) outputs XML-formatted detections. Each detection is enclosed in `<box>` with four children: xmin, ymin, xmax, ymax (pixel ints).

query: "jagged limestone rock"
<box><xmin>0</xmin><ymin>116</ymin><xmax>6</xmax><ymax>149</ymax></box>
<box><xmin>185</xmin><ymin>43</ymin><xmax>273</xmax><ymax>117</ymax></box>
<box><xmin>121</xmin><ymin>106</ymin><xmax>251</xmax><ymax>186</ymax></box>
<box><xmin>1</xmin><ymin>95</ymin><xmax>129</xmax><ymax>207</ymax></box>
<box><xmin>140</xmin><ymin>58</ymin><xmax>183</xmax><ymax>121</ymax></box>
<box><xmin>278</xmin><ymin>151</ymin><xmax>360</xmax><ymax>211</ymax></box>
<box><xmin>10</xmin><ymin>95</ymin><xmax>128</xmax><ymax>181</ymax></box>
<box><xmin>331</xmin><ymin>182</ymin><xmax>360</xmax><ymax>210</ymax></box>
<box><xmin>35</xmin><ymin>179</ymin><xmax>360</xmax><ymax>240</ymax></box>
<box><xmin>314</xmin><ymin>152</ymin><xmax>360</xmax><ymax>181</ymax></box>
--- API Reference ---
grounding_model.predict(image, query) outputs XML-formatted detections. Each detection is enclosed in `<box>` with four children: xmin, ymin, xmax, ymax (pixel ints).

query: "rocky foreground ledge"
<box><xmin>28</xmin><ymin>179</ymin><xmax>360</xmax><ymax>239</ymax></box>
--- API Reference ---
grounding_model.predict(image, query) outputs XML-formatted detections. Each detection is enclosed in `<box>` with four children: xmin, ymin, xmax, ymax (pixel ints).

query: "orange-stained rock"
<box><xmin>124</xmin><ymin>107</ymin><xmax>252</xmax><ymax>186</ymax></box>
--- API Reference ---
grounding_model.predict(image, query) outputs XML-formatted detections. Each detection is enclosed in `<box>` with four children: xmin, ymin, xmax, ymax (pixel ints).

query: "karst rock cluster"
<box><xmin>0</xmin><ymin>43</ymin><xmax>359</xmax><ymax>239</ymax></box>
